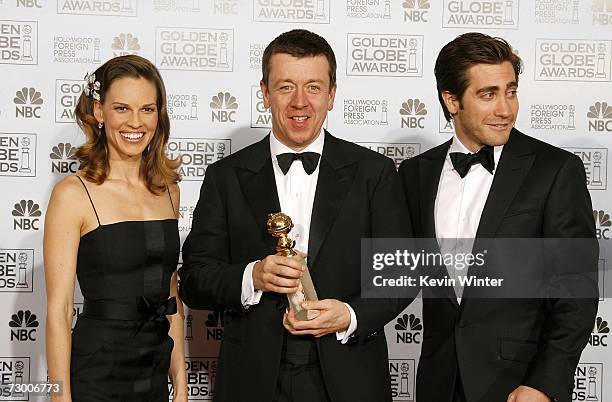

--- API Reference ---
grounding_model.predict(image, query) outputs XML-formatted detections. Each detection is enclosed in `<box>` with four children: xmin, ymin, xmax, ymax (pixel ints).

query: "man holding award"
<box><xmin>180</xmin><ymin>29</ymin><xmax>411</xmax><ymax>402</ymax></box>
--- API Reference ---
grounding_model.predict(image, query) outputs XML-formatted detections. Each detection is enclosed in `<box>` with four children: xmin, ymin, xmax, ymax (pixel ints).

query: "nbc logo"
<box><xmin>9</xmin><ymin>309</ymin><xmax>38</xmax><ymax>341</ymax></box>
<box><xmin>16</xmin><ymin>0</ymin><xmax>42</xmax><ymax>7</ymax></box>
<box><xmin>12</xmin><ymin>199</ymin><xmax>41</xmax><ymax>231</ymax></box>
<box><xmin>400</xmin><ymin>99</ymin><xmax>427</xmax><ymax>129</ymax></box>
<box><xmin>14</xmin><ymin>87</ymin><xmax>43</xmax><ymax>119</ymax></box>
<box><xmin>403</xmin><ymin>0</ymin><xmax>430</xmax><ymax>22</ymax></box>
<box><xmin>395</xmin><ymin>313</ymin><xmax>422</xmax><ymax>344</ymax></box>
<box><xmin>210</xmin><ymin>92</ymin><xmax>238</xmax><ymax>123</ymax></box>
<box><xmin>593</xmin><ymin>210</ymin><xmax>611</xmax><ymax>239</ymax></box>
<box><xmin>589</xmin><ymin>316</ymin><xmax>609</xmax><ymax>347</ymax></box>
<box><xmin>214</xmin><ymin>0</ymin><xmax>239</xmax><ymax>15</ymax></box>
<box><xmin>204</xmin><ymin>310</ymin><xmax>224</xmax><ymax>341</ymax></box>
<box><xmin>592</xmin><ymin>0</ymin><xmax>612</xmax><ymax>25</ymax></box>
<box><xmin>50</xmin><ymin>142</ymin><xmax>78</xmax><ymax>174</ymax></box>
<box><xmin>588</xmin><ymin>101</ymin><xmax>612</xmax><ymax>132</ymax></box>
<box><xmin>111</xmin><ymin>33</ymin><xmax>139</xmax><ymax>56</ymax></box>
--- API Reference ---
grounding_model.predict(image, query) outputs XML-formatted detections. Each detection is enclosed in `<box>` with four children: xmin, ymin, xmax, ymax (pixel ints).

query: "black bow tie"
<box><xmin>449</xmin><ymin>146</ymin><xmax>495</xmax><ymax>178</ymax></box>
<box><xmin>276</xmin><ymin>152</ymin><xmax>320</xmax><ymax>175</ymax></box>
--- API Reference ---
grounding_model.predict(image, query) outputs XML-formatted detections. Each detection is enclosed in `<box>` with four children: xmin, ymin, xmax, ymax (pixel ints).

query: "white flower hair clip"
<box><xmin>83</xmin><ymin>72</ymin><xmax>101</xmax><ymax>101</ymax></box>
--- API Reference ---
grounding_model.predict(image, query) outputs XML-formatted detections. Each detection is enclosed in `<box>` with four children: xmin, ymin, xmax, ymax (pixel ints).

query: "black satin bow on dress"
<box><xmin>82</xmin><ymin>296</ymin><xmax>177</xmax><ymax>340</ymax></box>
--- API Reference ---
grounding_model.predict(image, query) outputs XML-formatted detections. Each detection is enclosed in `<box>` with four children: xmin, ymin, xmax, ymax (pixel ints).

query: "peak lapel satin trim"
<box><xmin>419</xmin><ymin>139</ymin><xmax>457</xmax><ymax>308</ymax></box>
<box><xmin>307</xmin><ymin>133</ymin><xmax>357</xmax><ymax>269</ymax></box>
<box><xmin>419</xmin><ymin>140</ymin><xmax>451</xmax><ymax>239</ymax></box>
<box><xmin>236</xmin><ymin>135</ymin><xmax>281</xmax><ymax>250</ymax></box>
<box><xmin>475</xmin><ymin>131</ymin><xmax>535</xmax><ymax>238</ymax></box>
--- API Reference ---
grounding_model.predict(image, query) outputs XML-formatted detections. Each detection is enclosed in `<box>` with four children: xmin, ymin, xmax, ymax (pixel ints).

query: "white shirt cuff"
<box><xmin>241</xmin><ymin>261</ymin><xmax>263</xmax><ymax>307</ymax></box>
<box><xmin>336</xmin><ymin>303</ymin><xmax>357</xmax><ymax>344</ymax></box>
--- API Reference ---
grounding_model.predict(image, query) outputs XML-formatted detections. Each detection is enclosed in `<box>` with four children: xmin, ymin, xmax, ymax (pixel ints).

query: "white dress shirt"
<box><xmin>434</xmin><ymin>135</ymin><xmax>503</xmax><ymax>302</ymax></box>
<box><xmin>241</xmin><ymin>130</ymin><xmax>357</xmax><ymax>343</ymax></box>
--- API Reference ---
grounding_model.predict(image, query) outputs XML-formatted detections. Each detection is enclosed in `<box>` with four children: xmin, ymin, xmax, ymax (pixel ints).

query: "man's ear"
<box><xmin>327</xmin><ymin>83</ymin><xmax>337</xmax><ymax>111</ymax></box>
<box><xmin>441</xmin><ymin>91</ymin><xmax>460</xmax><ymax>116</ymax></box>
<box><xmin>260</xmin><ymin>80</ymin><xmax>270</xmax><ymax>109</ymax></box>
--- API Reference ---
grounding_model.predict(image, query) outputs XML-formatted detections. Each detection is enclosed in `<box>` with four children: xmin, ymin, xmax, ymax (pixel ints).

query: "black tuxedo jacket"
<box><xmin>180</xmin><ymin>131</ymin><xmax>412</xmax><ymax>402</ymax></box>
<box><xmin>398</xmin><ymin>129</ymin><xmax>598</xmax><ymax>402</ymax></box>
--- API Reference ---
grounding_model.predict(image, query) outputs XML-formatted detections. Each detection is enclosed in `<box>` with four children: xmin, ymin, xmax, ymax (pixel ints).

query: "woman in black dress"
<box><xmin>44</xmin><ymin>55</ymin><xmax>187</xmax><ymax>401</ymax></box>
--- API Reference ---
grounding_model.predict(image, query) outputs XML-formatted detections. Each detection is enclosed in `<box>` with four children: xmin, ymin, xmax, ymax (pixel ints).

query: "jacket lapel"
<box><xmin>235</xmin><ymin>135</ymin><xmax>281</xmax><ymax>248</ymax></box>
<box><xmin>419</xmin><ymin>140</ymin><xmax>451</xmax><ymax>239</ymax></box>
<box><xmin>461</xmin><ymin>130</ymin><xmax>536</xmax><ymax>304</ymax></box>
<box><xmin>307</xmin><ymin>132</ymin><xmax>357</xmax><ymax>268</ymax></box>
<box><xmin>476</xmin><ymin>129</ymin><xmax>535</xmax><ymax>238</ymax></box>
<box><xmin>416</xmin><ymin>140</ymin><xmax>460</xmax><ymax>308</ymax></box>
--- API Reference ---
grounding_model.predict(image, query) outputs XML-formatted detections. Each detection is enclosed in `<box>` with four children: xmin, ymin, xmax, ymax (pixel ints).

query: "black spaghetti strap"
<box><xmin>76</xmin><ymin>176</ymin><xmax>101</xmax><ymax>225</ymax></box>
<box><xmin>166</xmin><ymin>185</ymin><xmax>175</xmax><ymax>214</ymax></box>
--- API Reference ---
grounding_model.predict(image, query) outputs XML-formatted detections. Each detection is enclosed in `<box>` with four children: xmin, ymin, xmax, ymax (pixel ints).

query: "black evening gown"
<box><xmin>70</xmin><ymin>178</ymin><xmax>180</xmax><ymax>401</ymax></box>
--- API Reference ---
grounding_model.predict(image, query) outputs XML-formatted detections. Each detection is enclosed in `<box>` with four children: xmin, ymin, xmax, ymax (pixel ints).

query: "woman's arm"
<box><xmin>44</xmin><ymin>177</ymin><xmax>85</xmax><ymax>402</ymax></box>
<box><xmin>168</xmin><ymin>183</ymin><xmax>187</xmax><ymax>401</ymax></box>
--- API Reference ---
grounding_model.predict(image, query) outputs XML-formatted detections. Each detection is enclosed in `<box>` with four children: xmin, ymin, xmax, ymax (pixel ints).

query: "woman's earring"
<box><xmin>98</xmin><ymin>122</ymin><xmax>103</xmax><ymax>129</ymax></box>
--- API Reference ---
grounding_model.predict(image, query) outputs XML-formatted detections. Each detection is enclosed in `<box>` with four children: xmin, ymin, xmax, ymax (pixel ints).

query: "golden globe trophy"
<box><xmin>267</xmin><ymin>212</ymin><xmax>319</xmax><ymax>321</ymax></box>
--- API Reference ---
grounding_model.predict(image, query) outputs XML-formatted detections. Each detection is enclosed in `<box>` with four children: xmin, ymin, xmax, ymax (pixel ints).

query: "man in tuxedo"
<box><xmin>180</xmin><ymin>29</ymin><xmax>411</xmax><ymax>402</ymax></box>
<box><xmin>399</xmin><ymin>32</ymin><xmax>598</xmax><ymax>402</ymax></box>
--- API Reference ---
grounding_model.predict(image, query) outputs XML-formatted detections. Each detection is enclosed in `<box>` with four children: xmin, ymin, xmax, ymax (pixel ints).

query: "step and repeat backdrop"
<box><xmin>1</xmin><ymin>0</ymin><xmax>611</xmax><ymax>400</ymax></box>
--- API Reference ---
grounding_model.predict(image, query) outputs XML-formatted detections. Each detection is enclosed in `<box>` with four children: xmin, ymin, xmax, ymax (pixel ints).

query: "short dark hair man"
<box><xmin>399</xmin><ymin>32</ymin><xmax>598</xmax><ymax>402</ymax></box>
<box><xmin>180</xmin><ymin>29</ymin><xmax>411</xmax><ymax>402</ymax></box>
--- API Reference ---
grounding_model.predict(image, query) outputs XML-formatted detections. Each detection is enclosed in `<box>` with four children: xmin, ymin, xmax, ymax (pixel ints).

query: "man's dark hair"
<box><xmin>435</xmin><ymin>32</ymin><xmax>523</xmax><ymax>122</ymax></box>
<box><xmin>262</xmin><ymin>29</ymin><xmax>337</xmax><ymax>88</ymax></box>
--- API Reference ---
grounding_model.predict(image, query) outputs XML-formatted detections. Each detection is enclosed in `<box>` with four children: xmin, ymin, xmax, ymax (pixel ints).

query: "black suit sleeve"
<box><xmin>179</xmin><ymin>164</ymin><xmax>245</xmax><ymax>311</ymax></box>
<box><xmin>522</xmin><ymin>155</ymin><xmax>599</xmax><ymax>401</ymax></box>
<box><xmin>349</xmin><ymin>157</ymin><xmax>415</xmax><ymax>341</ymax></box>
